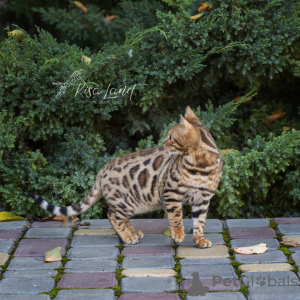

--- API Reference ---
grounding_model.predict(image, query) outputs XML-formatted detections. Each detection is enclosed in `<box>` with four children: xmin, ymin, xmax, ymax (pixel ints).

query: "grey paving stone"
<box><xmin>241</xmin><ymin>271</ymin><xmax>299</xmax><ymax>287</ymax></box>
<box><xmin>183</xmin><ymin>219</ymin><xmax>222</xmax><ymax>233</ymax></box>
<box><xmin>0</xmin><ymin>230</ymin><xmax>22</xmax><ymax>241</ymax></box>
<box><xmin>79</xmin><ymin>219</ymin><xmax>112</xmax><ymax>228</ymax></box>
<box><xmin>119</xmin><ymin>294</ymin><xmax>181</xmax><ymax>300</ymax></box>
<box><xmin>3</xmin><ymin>270</ymin><xmax>58</xmax><ymax>278</ymax></box>
<box><xmin>0</xmin><ymin>241</ymin><xmax>15</xmax><ymax>253</ymax></box>
<box><xmin>0</xmin><ymin>277</ymin><xmax>55</xmax><ymax>294</ymax></box>
<box><xmin>71</xmin><ymin>235</ymin><xmax>120</xmax><ymax>247</ymax></box>
<box><xmin>225</xmin><ymin>219</ymin><xmax>270</xmax><ymax>228</ymax></box>
<box><xmin>123</xmin><ymin>245</ymin><xmax>175</xmax><ymax>256</ymax></box>
<box><xmin>54</xmin><ymin>289</ymin><xmax>115</xmax><ymax>300</ymax></box>
<box><xmin>290</xmin><ymin>247</ymin><xmax>300</xmax><ymax>253</ymax></box>
<box><xmin>8</xmin><ymin>257</ymin><xmax>62</xmax><ymax>270</ymax></box>
<box><xmin>181</xmin><ymin>264</ymin><xmax>236</xmax><ymax>279</ymax></box>
<box><xmin>24</xmin><ymin>228</ymin><xmax>72</xmax><ymax>239</ymax></box>
<box><xmin>183</xmin><ymin>278</ymin><xmax>240</xmax><ymax>292</ymax></box>
<box><xmin>121</xmin><ymin>277</ymin><xmax>178</xmax><ymax>293</ymax></box>
<box><xmin>277</xmin><ymin>224</ymin><xmax>300</xmax><ymax>235</ymax></box>
<box><xmin>247</xmin><ymin>286</ymin><xmax>300</xmax><ymax>300</ymax></box>
<box><xmin>122</xmin><ymin>256</ymin><xmax>175</xmax><ymax>269</ymax></box>
<box><xmin>67</xmin><ymin>246</ymin><xmax>119</xmax><ymax>260</ymax></box>
<box><xmin>179</xmin><ymin>234</ymin><xmax>225</xmax><ymax>246</ymax></box>
<box><xmin>0</xmin><ymin>296</ymin><xmax>51</xmax><ymax>300</ymax></box>
<box><xmin>273</xmin><ymin>217</ymin><xmax>300</xmax><ymax>224</ymax></box>
<box><xmin>0</xmin><ymin>221</ymin><xmax>27</xmax><ymax>231</ymax></box>
<box><xmin>230</xmin><ymin>238</ymin><xmax>279</xmax><ymax>250</ymax></box>
<box><xmin>127</xmin><ymin>234</ymin><xmax>173</xmax><ymax>246</ymax></box>
<box><xmin>180</xmin><ymin>258</ymin><xmax>232</xmax><ymax>266</ymax></box>
<box><xmin>234</xmin><ymin>250</ymin><xmax>288</xmax><ymax>264</ymax></box>
<box><xmin>31</xmin><ymin>221</ymin><xmax>76</xmax><ymax>228</ymax></box>
<box><xmin>228</xmin><ymin>227</ymin><xmax>276</xmax><ymax>239</ymax></box>
<box><xmin>64</xmin><ymin>259</ymin><xmax>118</xmax><ymax>273</ymax></box>
<box><xmin>186</xmin><ymin>292</ymin><xmax>246</xmax><ymax>300</ymax></box>
<box><xmin>130</xmin><ymin>219</ymin><xmax>170</xmax><ymax>234</ymax></box>
<box><xmin>291</xmin><ymin>253</ymin><xmax>300</xmax><ymax>266</ymax></box>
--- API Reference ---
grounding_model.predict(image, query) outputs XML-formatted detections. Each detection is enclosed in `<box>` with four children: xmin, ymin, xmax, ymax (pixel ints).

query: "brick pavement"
<box><xmin>0</xmin><ymin>217</ymin><xmax>299</xmax><ymax>299</ymax></box>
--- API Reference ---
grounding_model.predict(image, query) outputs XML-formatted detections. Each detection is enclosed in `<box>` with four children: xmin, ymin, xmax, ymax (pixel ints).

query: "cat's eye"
<box><xmin>169</xmin><ymin>134</ymin><xmax>172</xmax><ymax>140</ymax></box>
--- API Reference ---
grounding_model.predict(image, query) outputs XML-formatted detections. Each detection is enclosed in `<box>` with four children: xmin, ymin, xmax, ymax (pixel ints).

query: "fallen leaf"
<box><xmin>281</xmin><ymin>241</ymin><xmax>300</xmax><ymax>247</ymax></box>
<box><xmin>0</xmin><ymin>211</ymin><xmax>25</xmax><ymax>221</ymax></box>
<box><xmin>266</xmin><ymin>108</ymin><xmax>286</xmax><ymax>123</ymax></box>
<box><xmin>45</xmin><ymin>247</ymin><xmax>62</xmax><ymax>262</ymax></box>
<box><xmin>198</xmin><ymin>2</ymin><xmax>213</xmax><ymax>12</ymax></box>
<box><xmin>53</xmin><ymin>216</ymin><xmax>69</xmax><ymax>222</ymax></box>
<box><xmin>220</xmin><ymin>149</ymin><xmax>237</xmax><ymax>154</ymax></box>
<box><xmin>233</xmin><ymin>243</ymin><xmax>268</xmax><ymax>255</ymax></box>
<box><xmin>81</xmin><ymin>55</ymin><xmax>91</xmax><ymax>64</ymax></box>
<box><xmin>105</xmin><ymin>14</ymin><xmax>116</xmax><ymax>22</ymax></box>
<box><xmin>80</xmin><ymin>222</ymin><xmax>91</xmax><ymax>226</ymax></box>
<box><xmin>233</xmin><ymin>96</ymin><xmax>253</xmax><ymax>104</ymax></box>
<box><xmin>8</xmin><ymin>30</ymin><xmax>25</xmax><ymax>40</ymax></box>
<box><xmin>73</xmin><ymin>1</ymin><xmax>87</xmax><ymax>13</ymax></box>
<box><xmin>71</xmin><ymin>216</ymin><xmax>80</xmax><ymax>223</ymax></box>
<box><xmin>163</xmin><ymin>226</ymin><xmax>186</xmax><ymax>237</ymax></box>
<box><xmin>190</xmin><ymin>12</ymin><xmax>204</xmax><ymax>20</ymax></box>
<box><xmin>259</xmin><ymin>213</ymin><xmax>265</xmax><ymax>219</ymax></box>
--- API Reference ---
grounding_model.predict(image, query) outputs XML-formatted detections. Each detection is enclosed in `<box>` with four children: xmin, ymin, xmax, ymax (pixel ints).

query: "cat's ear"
<box><xmin>185</xmin><ymin>106</ymin><xmax>203</xmax><ymax>124</ymax></box>
<box><xmin>180</xmin><ymin>115</ymin><xmax>194</xmax><ymax>133</ymax></box>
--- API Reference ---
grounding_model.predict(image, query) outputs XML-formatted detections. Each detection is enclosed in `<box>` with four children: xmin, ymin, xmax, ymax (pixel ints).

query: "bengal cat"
<box><xmin>29</xmin><ymin>106</ymin><xmax>223</xmax><ymax>248</ymax></box>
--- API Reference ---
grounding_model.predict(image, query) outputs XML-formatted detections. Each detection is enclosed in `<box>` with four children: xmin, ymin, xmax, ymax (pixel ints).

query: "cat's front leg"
<box><xmin>163</xmin><ymin>192</ymin><xmax>185</xmax><ymax>243</ymax></box>
<box><xmin>192</xmin><ymin>202</ymin><xmax>212</xmax><ymax>248</ymax></box>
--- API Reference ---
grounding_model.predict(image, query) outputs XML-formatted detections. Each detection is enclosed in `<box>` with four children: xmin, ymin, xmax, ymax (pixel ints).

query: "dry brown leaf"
<box><xmin>105</xmin><ymin>14</ymin><xmax>116</xmax><ymax>22</ymax></box>
<box><xmin>233</xmin><ymin>243</ymin><xmax>268</xmax><ymax>255</ymax></box>
<box><xmin>266</xmin><ymin>108</ymin><xmax>286</xmax><ymax>123</ymax></box>
<box><xmin>80</xmin><ymin>221</ymin><xmax>91</xmax><ymax>226</ymax></box>
<box><xmin>233</xmin><ymin>96</ymin><xmax>253</xmax><ymax>104</ymax></box>
<box><xmin>220</xmin><ymin>149</ymin><xmax>237</xmax><ymax>154</ymax></box>
<box><xmin>198</xmin><ymin>2</ymin><xmax>213</xmax><ymax>12</ymax></box>
<box><xmin>281</xmin><ymin>241</ymin><xmax>300</xmax><ymax>247</ymax></box>
<box><xmin>53</xmin><ymin>216</ymin><xmax>69</xmax><ymax>222</ymax></box>
<box><xmin>73</xmin><ymin>1</ymin><xmax>87</xmax><ymax>13</ymax></box>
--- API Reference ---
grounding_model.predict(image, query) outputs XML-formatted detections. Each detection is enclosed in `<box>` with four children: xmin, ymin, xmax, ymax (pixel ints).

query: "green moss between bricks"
<box><xmin>239</xmin><ymin>285</ymin><xmax>249</xmax><ymax>296</ymax></box>
<box><xmin>269</xmin><ymin>220</ymin><xmax>277</xmax><ymax>230</ymax></box>
<box><xmin>40</xmin><ymin>287</ymin><xmax>61</xmax><ymax>299</ymax></box>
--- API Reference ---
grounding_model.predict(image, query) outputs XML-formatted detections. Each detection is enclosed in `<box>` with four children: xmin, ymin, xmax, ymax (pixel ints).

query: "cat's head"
<box><xmin>163</xmin><ymin>106</ymin><xmax>202</xmax><ymax>155</ymax></box>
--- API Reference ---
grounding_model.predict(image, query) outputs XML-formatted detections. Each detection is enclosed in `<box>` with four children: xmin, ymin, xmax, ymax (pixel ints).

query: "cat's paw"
<box><xmin>171</xmin><ymin>226</ymin><xmax>185</xmax><ymax>243</ymax></box>
<box><xmin>194</xmin><ymin>236</ymin><xmax>212</xmax><ymax>248</ymax></box>
<box><xmin>135</xmin><ymin>230</ymin><xmax>144</xmax><ymax>239</ymax></box>
<box><xmin>122</xmin><ymin>232</ymin><xmax>140</xmax><ymax>244</ymax></box>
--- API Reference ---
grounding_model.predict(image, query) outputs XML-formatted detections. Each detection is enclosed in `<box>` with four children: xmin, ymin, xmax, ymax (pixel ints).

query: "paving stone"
<box><xmin>182</xmin><ymin>219</ymin><xmax>222</xmax><ymax>233</ymax></box>
<box><xmin>123</xmin><ymin>246</ymin><xmax>175</xmax><ymax>256</ymax></box>
<box><xmin>55</xmin><ymin>289</ymin><xmax>115</xmax><ymax>300</ymax></box>
<box><xmin>230</xmin><ymin>238</ymin><xmax>279</xmax><ymax>250</ymax></box>
<box><xmin>0</xmin><ymin>241</ymin><xmax>15</xmax><ymax>253</ymax></box>
<box><xmin>290</xmin><ymin>247</ymin><xmax>300</xmax><ymax>253</ymax></box>
<box><xmin>238</xmin><ymin>263</ymin><xmax>293</xmax><ymax>273</ymax></box>
<box><xmin>121</xmin><ymin>269</ymin><xmax>177</xmax><ymax>277</ymax></box>
<box><xmin>180</xmin><ymin>257</ymin><xmax>231</xmax><ymax>266</ymax></box>
<box><xmin>0</xmin><ymin>296</ymin><xmax>51</xmax><ymax>300</ymax></box>
<box><xmin>64</xmin><ymin>260</ymin><xmax>118</xmax><ymax>273</ymax></box>
<box><xmin>181</xmin><ymin>264</ymin><xmax>236</xmax><ymax>279</ymax></box>
<box><xmin>225</xmin><ymin>219</ymin><xmax>270</xmax><ymax>228</ymax></box>
<box><xmin>234</xmin><ymin>250</ymin><xmax>288</xmax><ymax>264</ymax></box>
<box><xmin>14</xmin><ymin>239</ymin><xmax>68</xmax><ymax>257</ymax></box>
<box><xmin>0</xmin><ymin>230</ymin><xmax>22</xmax><ymax>241</ymax></box>
<box><xmin>25</xmin><ymin>228</ymin><xmax>72</xmax><ymax>239</ymax></box>
<box><xmin>282</xmin><ymin>235</ymin><xmax>300</xmax><ymax>244</ymax></box>
<box><xmin>177</xmin><ymin>245</ymin><xmax>229</xmax><ymax>259</ymax></box>
<box><xmin>8</xmin><ymin>257</ymin><xmax>62</xmax><ymax>270</ymax></box>
<box><xmin>228</xmin><ymin>227</ymin><xmax>276</xmax><ymax>239</ymax></box>
<box><xmin>74</xmin><ymin>229</ymin><xmax>116</xmax><ymax>235</ymax></box>
<box><xmin>186</xmin><ymin>292</ymin><xmax>246</xmax><ymax>300</ymax></box>
<box><xmin>122</xmin><ymin>256</ymin><xmax>175</xmax><ymax>269</ymax></box>
<box><xmin>0</xmin><ymin>253</ymin><xmax>9</xmax><ymax>265</ymax></box>
<box><xmin>79</xmin><ymin>219</ymin><xmax>112</xmax><ymax>228</ymax></box>
<box><xmin>241</xmin><ymin>271</ymin><xmax>299</xmax><ymax>287</ymax></box>
<box><xmin>0</xmin><ymin>221</ymin><xmax>27</xmax><ymax>231</ymax></box>
<box><xmin>130</xmin><ymin>219</ymin><xmax>169</xmax><ymax>234</ymax></box>
<box><xmin>183</xmin><ymin>278</ymin><xmax>240</xmax><ymax>292</ymax></box>
<box><xmin>119</xmin><ymin>294</ymin><xmax>181</xmax><ymax>300</ymax></box>
<box><xmin>58</xmin><ymin>272</ymin><xmax>117</xmax><ymax>288</ymax></box>
<box><xmin>67</xmin><ymin>246</ymin><xmax>119</xmax><ymax>260</ymax></box>
<box><xmin>127</xmin><ymin>234</ymin><xmax>173</xmax><ymax>246</ymax></box>
<box><xmin>31</xmin><ymin>221</ymin><xmax>76</xmax><ymax>228</ymax></box>
<box><xmin>121</xmin><ymin>277</ymin><xmax>178</xmax><ymax>293</ymax></box>
<box><xmin>247</xmin><ymin>286</ymin><xmax>300</xmax><ymax>300</ymax></box>
<box><xmin>291</xmin><ymin>253</ymin><xmax>300</xmax><ymax>266</ymax></box>
<box><xmin>0</xmin><ymin>277</ymin><xmax>55</xmax><ymax>294</ymax></box>
<box><xmin>277</xmin><ymin>224</ymin><xmax>300</xmax><ymax>235</ymax></box>
<box><xmin>3</xmin><ymin>270</ymin><xmax>58</xmax><ymax>278</ymax></box>
<box><xmin>273</xmin><ymin>217</ymin><xmax>300</xmax><ymax>224</ymax></box>
<box><xmin>178</xmin><ymin>234</ymin><xmax>225</xmax><ymax>246</ymax></box>
<box><xmin>71</xmin><ymin>235</ymin><xmax>120</xmax><ymax>247</ymax></box>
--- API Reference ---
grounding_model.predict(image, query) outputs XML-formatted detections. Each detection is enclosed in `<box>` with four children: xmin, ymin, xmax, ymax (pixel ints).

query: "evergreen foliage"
<box><xmin>0</xmin><ymin>0</ymin><xmax>299</xmax><ymax>218</ymax></box>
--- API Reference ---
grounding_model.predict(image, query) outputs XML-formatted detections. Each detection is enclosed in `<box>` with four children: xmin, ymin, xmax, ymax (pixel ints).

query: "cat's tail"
<box><xmin>29</xmin><ymin>180</ymin><xmax>102</xmax><ymax>216</ymax></box>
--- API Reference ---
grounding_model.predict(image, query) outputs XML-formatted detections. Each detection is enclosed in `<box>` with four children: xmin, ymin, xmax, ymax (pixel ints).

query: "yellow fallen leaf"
<box><xmin>220</xmin><ymin>149</ymin><xmax>237</xmax><ymax>154</ymax></box>
<box><xmin>266</xmin><ymin>108</ymin><xmax>286</xmax><ymax>123</ymax></box>
<box><xmin>45</xmin><ymin>247</ymin><xmax>62</xmax><ymax>262</ymax></box>
<box><xmin>233</xmin><ymin>243</ymin><xmax>268</xmax><ymax>255</ymax></box>
<box><xmin>198</xmin><ymin>2</ymin><xmax>213</xmax><ymax>12</ymax></box>
<box><xmin>8</xmin><ymin>30</ymin><xmax>25</xmax><ymax>40</ymax></box>
<box><xmin>0</xmin><ymin>211</ymin><xmax>25</xmax><ymax>221</ymax></box>
<box><xmin>81</xmin><ymin>55</ymin><xmax>91</xmax><ymax>64</ymax></box>
<box><xmin>73</xmin><ymin>1</ymin><xmax>87</xmax><ymax>13</ymax></box>
<box><xmin>190</xmin><ymin>12</ymin><xmax>204</xmax><ymax>20</ymax></box>
<box><xmin>163</xmin><ymin>226</ymin><xmax>186</xmax><ymax>237</ymax></box>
